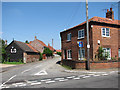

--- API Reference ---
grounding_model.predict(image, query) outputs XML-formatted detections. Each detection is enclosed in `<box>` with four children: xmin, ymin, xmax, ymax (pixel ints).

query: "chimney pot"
<box><xmin>110</xmin><ymin>8</ymin><xmax>112</xmax><ymax>11</ymax></box>
<box><xmin>107</xmin><ymin>9</ymin><xmax>109</xmax><ymax>12</ymax></box>
<box><xmin>35</xmin><ymin>36</ymin><xmax>37</xmax><ymax>40</ymax></box>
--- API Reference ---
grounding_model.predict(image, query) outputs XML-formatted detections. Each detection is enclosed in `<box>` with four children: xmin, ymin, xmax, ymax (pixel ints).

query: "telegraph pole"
<box><xmin>86</xmin><ymin>0</ymin><xmax>90</xmax><ymax>70</ymax></box>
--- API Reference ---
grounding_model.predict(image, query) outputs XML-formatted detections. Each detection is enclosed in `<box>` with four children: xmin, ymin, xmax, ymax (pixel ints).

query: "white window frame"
<box><xmin>67</xmin><ymin>33</ymin><xmax>71</xmax><ymax>41</ymax></box>
<box><xmin>118</xmin><ymin>49</ymin><xmax>120</xmax><ymax>58</ymax></box>
<box><xmin>103</xmin><ymin>48</ymin><xmax>111</xmax><ymax>60</ymax></box>
<box><xmin>11</xmin><ymin>46</ymin><xmax>17</xmax><ymax>53</ymax></box>
<box><xmin>78</xmin><ymin>29</ymin><xmax>84</xmax><ymax>39</ymax></box>
<box><xmin>78</xmin><ymin>48</ymin><xmax>85</xmax><ymax>60</ymax></box>
<box><xmin>101</xmin><ymin>28</ymin><xmax>110</xmax><ymax>37</ymax></box>
<box><xmin>67</xmin><ymin>49</ymin><xmax>72</xmax><ymax>59</ymax></box>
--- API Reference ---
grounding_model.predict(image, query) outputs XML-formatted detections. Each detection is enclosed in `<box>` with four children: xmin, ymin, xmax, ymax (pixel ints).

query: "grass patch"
<box><xmin>62</xmin><ymin>65</ymin><xmax>72</xmax><ymax>70</ymax></box>
<box><xmin>3</xmin><ymin>62</ymin><xmax>24</xmax><ymax>65</ymax></box>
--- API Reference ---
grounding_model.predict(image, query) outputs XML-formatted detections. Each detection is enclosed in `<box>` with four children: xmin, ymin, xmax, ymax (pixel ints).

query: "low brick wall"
<box><xmin>62</xmin><ymin>59</ymin><xmax>120</xmax><ymax>69</ymax></box>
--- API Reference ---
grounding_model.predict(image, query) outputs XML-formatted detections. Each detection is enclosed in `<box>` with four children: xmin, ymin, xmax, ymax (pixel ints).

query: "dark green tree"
<box><xmin>25</xmin><ymin>40</ymin><xmax>29</xmax><ymax>44</ymax></box>
<box><xmin>0</xmin><ymin>39</ymin><xmax>7</xmax><ymax>63</ymax></box>
<box><xmin>57</xmin><ymin>52</ymin><xmax>61</xmax><ymax>56</ymax></box>
<box><xmin>43</xmin><ymin>47</ymin><xmax>53</xmax><ymax>57</ymax></box>
<box><xmin>39</xmin><ymin>52</ymin><xmax>43</xmax><ymax>60</ymax></box>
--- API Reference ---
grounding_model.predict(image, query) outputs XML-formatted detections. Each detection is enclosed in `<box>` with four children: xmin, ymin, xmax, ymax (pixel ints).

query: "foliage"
<box><xmin>118</xmin><ymin>58</ymin><xmax>120</xmax><ymax>61</ymax></box>
<box><xmin>3</xmin><ymin>61</ymin><xmax>24</xmax><ymax>64</ymax></box>
<box><xmin>39</xmin><ymin>52</ymin><xmax>43</xmax><ymax>60</ymax></box>
<box><xmin>57</xmin><ymin>52</ymin><xmax>61</xmax><ymax>56</ymax></box>
<box><xmin>25</xmin><ymin>40</ymin><xmax>29</xmax><ymax>44</ymax></box>
<box><xmin>0</xmin><ymin>39</ymin><xmax>7</xmax><ymax>63</ymax></box>
<box><xmin>43</xmin><ymin>47</ymin><xmax>53</xmax><ymax>57</ymax></box>
<box><xmin>62</xmin><ymin>65</ymin><xmax>72</xmax><ymax>70</ymax></box>
<box><xmin>97</xmin><ymin>46</ymin><xmax>109</xmax><ymax>60</ymax></box>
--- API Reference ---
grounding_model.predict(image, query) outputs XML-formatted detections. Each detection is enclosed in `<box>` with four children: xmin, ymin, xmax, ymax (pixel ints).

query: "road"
<box><xmin>1</xmin><ymin>56</ymin><xmax>119</xmax><ymax>88</ymax></box>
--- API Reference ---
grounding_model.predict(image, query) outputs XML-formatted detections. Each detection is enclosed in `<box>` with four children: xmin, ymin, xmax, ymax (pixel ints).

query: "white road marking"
<box><xmin>82</xmin><ymin>76</ymin><xmax>91</xmax><ymax>78</ymax></box>
<box><xmin>73</xmin><ymin>77</ymin><xmax>81</xmax><ymax>80</ymax></box>
<box><xmin>34</xmin><ymin>70</ymin><xmax>48</xmax><ymax>76</ymax></box>
<box><xmin>78</xmin><ymin>75</ymin><xmax>86</xmax><ymax>77</ymax></box>
<box><xmin>34</xmin><ymin>65</ymin><xmax>42</xmax><ymax>68</ymax></box>
<box><xmin>12</xmin><ymin>83</ymin><xmax>26</xmax><ymax>87</ymax></box>
<box><xmin>92</xmin><ymin>75</ymin><xmax>100</xmax><ymax>77</ymax></box>
<box><xmin>0</xmin><ymin>75</ymin><xmax>16</xmax><ymax>89</ymax></box>
<box><xmin>21</xmin><ymin>69</ymin><xmax>31</xmax><ymax>74</ymax></box>
<box><xmin>66</xmin><ymin>76</ymin><xmax>76</xmax><ymax>79</ymax></box>
<box><xmin>59</xmin><ymin>79</ymin><xmax>68</xmax><ymax>82</ymax></box>
<box><xmin>87</xmin><ymin>74</ymin><xmax>96</xmax><ymax>76</ymax></box>
<box><xmin>45</xmin><ymin>81</ymin><xmax>55</xmax><ymax>84</ymax></box>
<box><xmin>102</xmin><ymin>74</ymin><xmax>109</xmax><ymax>76</ymax></box>
<box><xmin>54</xmin><ymin>78</ymin><xmax>64</xmax><ymax>80</ymax></box>
<box><xmin>30</xmin><ymin>82</ymin><xmax>41</xmax><ymax>85</ymax></box>
<box><xmin>41</xmin><ymin>79</ymin><xmax>51</xmax><ymax>82</ymax></box>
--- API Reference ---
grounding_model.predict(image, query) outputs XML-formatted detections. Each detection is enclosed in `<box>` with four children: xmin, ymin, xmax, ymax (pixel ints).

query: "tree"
<box><xmin>25</xmin><ymin>40</ymin><xmax>29</xmax><ymax>44</ymax></box>
<box><xmin>43</xmin><ymin>47</ymin><xmax>53</xmax><ymax>57</ymax></box>
<box><xmin>57</xmin><ymin>52</ymin><xmax>61</xmax><ymax>56</ymax></box>
<box><xmin>0</xmin><ymin>39</ymin><xmax>7</xmax><ymax>63</ymax></box>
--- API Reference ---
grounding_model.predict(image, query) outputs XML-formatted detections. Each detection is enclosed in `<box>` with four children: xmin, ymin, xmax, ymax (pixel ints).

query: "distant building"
<box><xmin>29</xmin><ymin>36</ymin><xmax>47</xmax><ymax>53</ymax></box>
<box><xmin>60</xmin><ymin>8</ymin><xmax>120</xmax><ymax>66</ymax></box>
<box><xmin>6</xmin><ymin>40</ymin><xmax>40</xmax><ymax>63</ymax></box>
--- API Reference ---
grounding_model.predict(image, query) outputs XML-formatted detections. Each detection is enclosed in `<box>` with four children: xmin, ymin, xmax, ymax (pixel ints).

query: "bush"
<box><xmin>43</xmin><ymin>48</ymin><xmax>53</xmax><ymax>57</ymax></box>
<box><xmin>57</xmin><ymin>52</ymin><xmax>61</xmax><ymax>56</ymax></box>
<box><xmin>118</xmin><ymin>58</ymin><xmax>120</xmax><ymax>61</ymax></box>
<box><xmin>39</xmin><ymin>52</ymin><xmax>43</xmax><ymax>60</ymax></box>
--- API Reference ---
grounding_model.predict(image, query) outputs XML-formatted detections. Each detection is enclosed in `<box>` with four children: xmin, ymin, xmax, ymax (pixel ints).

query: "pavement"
<box><xmin>0</xmin><ymin>56</ymin><xmax>119</xmax><ymax>88</ymax></box>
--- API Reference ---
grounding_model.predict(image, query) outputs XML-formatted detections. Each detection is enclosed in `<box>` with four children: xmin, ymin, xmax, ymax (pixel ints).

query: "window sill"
<box><xmin>66</xmin><ymin>40</ymin><xmax>71</xmax><ymax>42</ymax></box>
<box><xmin>67</xmin><ymin>58</ymin><xmax>72</xmax><ymax>60</ymax></box>
<box><xmin>78</xmin><ymin>37</ymin><xmax>84</xmax><ymax>40</ymax></box>
<box><xmin>102</xmin><ymin>36</ymin><xmax>110</xmax><ymax>38</ymax></box>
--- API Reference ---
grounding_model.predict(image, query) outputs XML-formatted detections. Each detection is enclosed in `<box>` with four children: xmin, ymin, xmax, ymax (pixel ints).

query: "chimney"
<box><xmin>35</xmin><ymin>36</ymin><xmax>37</xmax><ymax>40</ymax></box>
<box><xmin>48</xmin><ymin>43</ymin><xmax>50</xmax><ymax>47</ymax></box>
<box><xmin>106</xmin><ymin>8</ymin><xmax>114</xmax><ymax>20</ymax></box>
<box><xmin>5</xmin><ymin>40</ymin><xmax>7</xmax><ymax>45</ymax></box>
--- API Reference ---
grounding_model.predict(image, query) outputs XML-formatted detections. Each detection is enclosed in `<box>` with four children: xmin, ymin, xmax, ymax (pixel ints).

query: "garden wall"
<box><xmin>62</xmin><ymin>60</ymin><xmax>120</xmax><ymax>69</ymax></box>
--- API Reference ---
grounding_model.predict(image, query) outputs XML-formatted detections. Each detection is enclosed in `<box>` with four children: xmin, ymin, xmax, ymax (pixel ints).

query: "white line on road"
<box><xmin>21</xmin><ymin>69</ymin><xmax>31</xmax><ymax>74</ymax></box>
<box><xmin>82</xmin><ymin>76</ymin><xmax>91</xmax><ymax>79</ymax></box>
<box><xmin>92</xmin><ymin>75</ymin><xmax>100</xmax><ymax>77</ymax></box>
<box><xmin>73</xmin><ymin>77</ymin><xmax>81</xmax><ymax>80</ymax></box>
<box><xmin>0</xmin><ymin>75</ymin><xmax>16</xmax><ymax>89</ymax></box>
<box><xmin>102</xmin><ymin>74</ymin><xmax>109</xmax><ymax>76</ymax></box>
<box><xmin>41</xmin><ymin>79</ymin><xmax>51</xmax><ymax>82</ymax></box>
<box><xmin>66</xmin><ymin>76</ymin><xmax>76</xmax><ymax>79</ymax></box>
<box><xmin>59</xmin><ymin>79</ymin><xmax>68</xmax><ymax>82</ymax></box>
<box><xmin>34</xmin><ymin>65</ymin><xmax>42</xmax><ymax>68</ymax></box>
<box><xmin>45</xmin><ymin>81</ymin><xmax>55</xmax><ymax>84</ymax></box>
<box><xmin>54</xmin><ymin>78</ymin><xmax>64</xmax><ymax>80</ymax></box>
<box><xmin>30</xmin><ymin>82</ymin><xmax>41</xmax><ymax>85</ymax></box>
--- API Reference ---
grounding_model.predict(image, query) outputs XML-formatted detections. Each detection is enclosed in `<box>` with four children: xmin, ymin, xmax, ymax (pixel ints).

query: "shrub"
<box><xmin>57</xmin><ymin>52</ymin><xmax>61</xmax><ymax>56</ymax></box>
<box><xmin>43</xmin><ymin>48</ymin><xmax>53</xmax><ymax>57</ymax></box>
<box><xmin>39</xmin><ymin>52</ymin><xmax>43</xmax><ymax>60</ymax></box>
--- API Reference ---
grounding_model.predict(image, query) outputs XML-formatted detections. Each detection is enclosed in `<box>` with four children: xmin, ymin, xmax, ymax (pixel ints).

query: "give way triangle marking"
<box><xmin>34</xmin><ymin>70</ymin><xmax>48</xmax><ymax>76</ymax></box>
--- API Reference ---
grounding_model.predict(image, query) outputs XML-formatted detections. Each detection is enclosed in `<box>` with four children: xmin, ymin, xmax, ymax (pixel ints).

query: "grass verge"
<box><xmin>2</xmin><ymin>62</ymin><xmax>24</xmax><ymax>65</ymax></box>
<box><xmin>62</xmin><ymin>65</ymin><xmax>72</xmax><ymax>70</ymax></box>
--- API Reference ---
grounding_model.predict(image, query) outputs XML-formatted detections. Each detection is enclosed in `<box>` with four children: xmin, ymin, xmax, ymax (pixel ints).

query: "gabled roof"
<box><xmin>30</xmin><ymin>39</ymin><xmax>47</xmax><ymax>47</ymax></box>
<box><xmin>13</xmin><ymin>40</ymin><xmax>39</xmax><ymax>53</ymax></box>
<box><xmin>56</xmin><ymin>49</ymin><xmax>61</xmax><ymax>52</ymax></box>
<box><xmin>48</xmin><ymin>45</ymin><xmax>55</xmax><ymax>51</ymax></box>
<box><xmin>61</xmin><ymin>16</ymin><xmax>120</xmax><ymax>33</ymax></box>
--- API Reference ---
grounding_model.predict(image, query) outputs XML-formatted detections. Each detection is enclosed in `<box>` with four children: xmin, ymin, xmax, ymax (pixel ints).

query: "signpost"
<box><xmin>78</xmin><ymin>41</ymin><xmax>83</xmax><ymax>60</ymax></box>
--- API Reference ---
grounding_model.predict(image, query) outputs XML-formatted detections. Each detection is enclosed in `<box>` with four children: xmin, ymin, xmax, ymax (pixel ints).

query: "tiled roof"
<box><xmin>56</xmin><ymin>49</ymin><xmax>61</xmax><ymax>52</ymax></box>
<box><xmin>14</xmin><ymin>41</ymin><xmax>38</xmax><ymax>53</ymax></box>
<box><xmin>48</xmin><ymin>45</ymin><xmax>55</xmax><ymax>51</ymax></box>
<box><xmin>62</xmin><ymin>16</ymin><xmax>120</xmax><ymax>32</ymax></box>
<box><xmin>36</xmin><ymin>39</ymin><xmax>47</xmax><ymax>47</ymax></box>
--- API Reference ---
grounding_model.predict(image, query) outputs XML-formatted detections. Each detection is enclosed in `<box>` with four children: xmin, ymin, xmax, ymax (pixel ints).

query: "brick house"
<box><xmin>60</xmin><ymin>8</ymin><xmax>120</xmax><ymax>64</ymax></box>
<box><xmin>29</xmin><ymin>36</ymin><xmax>47</xmax><ymax>53</ymax></box>
<box><xmin>6</xmin><ymin>40</ymin><xmax>40</xmax><ymax>63</ymax></box>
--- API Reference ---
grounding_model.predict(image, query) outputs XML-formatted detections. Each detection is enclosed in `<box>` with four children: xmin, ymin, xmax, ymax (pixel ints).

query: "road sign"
<box><xmin>78</xmin><ymin>41</ymin><xmax>83</xmax><ymax>47</ymax></box>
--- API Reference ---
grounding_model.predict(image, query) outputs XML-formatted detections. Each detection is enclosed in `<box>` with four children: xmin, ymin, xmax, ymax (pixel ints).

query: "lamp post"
<box><xmin>86</xmin><ymin>0</ymin><xmax>90</xmax><ymax>70</ymax></box>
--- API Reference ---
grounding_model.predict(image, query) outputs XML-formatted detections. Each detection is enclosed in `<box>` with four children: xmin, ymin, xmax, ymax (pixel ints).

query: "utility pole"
<box><xmin>86</xmin><ymin>0</ymin><xmax>90</xmax><ymax>70</ymax></box>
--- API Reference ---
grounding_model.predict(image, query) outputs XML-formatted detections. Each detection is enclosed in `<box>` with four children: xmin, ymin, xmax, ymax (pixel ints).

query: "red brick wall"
<box><xmin>62</xmin><ymin>60</ymin><xmax>120</xmax><ymax>69</ymax></box>
<box><xmin>26</xmin><ymin>53</ymin><xmax>40</xmax><ymax>63</ymax></box>
<box><xmin>92</xmin><ymin>25</ymin><xmax>119</xmax><ymax>59</ymax></box>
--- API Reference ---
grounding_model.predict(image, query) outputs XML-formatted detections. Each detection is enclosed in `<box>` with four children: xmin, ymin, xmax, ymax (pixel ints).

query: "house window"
<box><xmin>119</xmin><ymin>49</ymin><xmax>120</xmax><ymax>57</ymax></box>
<box><xmin>67</xmin><ymin>49</ymin><xmax>72</xmax><ymax>59</ymax></box>
<box><xmin>78</xmin><ymin>29</ymin><xmax>84</xmax><ymax>39</ymax></box>
<box><xmin>102</xmin><ymin>28</ymin><xmax>110</xmax><ymax>37</ymax></box>
<box><xmin>67</xmin><ymin>33</ymin><xmax>71</xmax><ymax>41</ymax></box>
<box><xmin>103</xmin><ymin>48</ymin><xmax>111</xmax><ymax>59</ymax></box>
<box><xmin>78</xmin><ymin>48</ymin><xmax>85</xmax><ymax>60</ymax></box>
